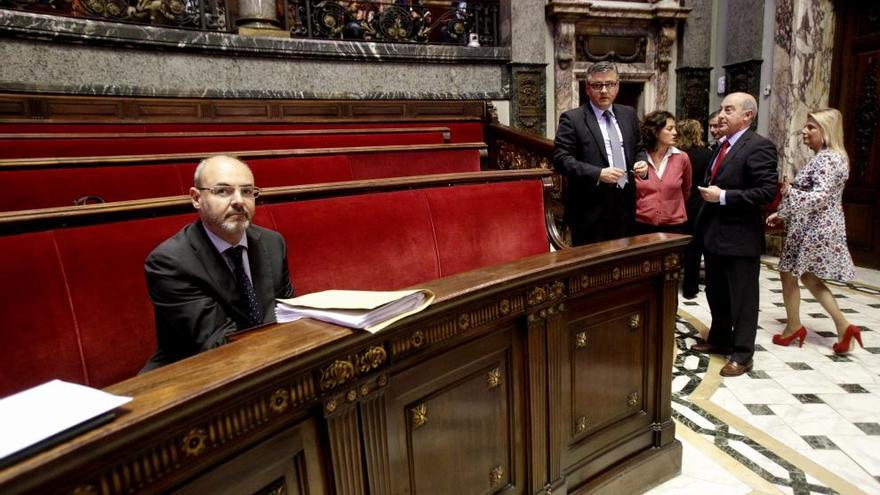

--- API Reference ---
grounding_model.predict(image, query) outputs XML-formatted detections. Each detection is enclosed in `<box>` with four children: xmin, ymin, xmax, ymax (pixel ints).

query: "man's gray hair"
<box><xmin>586</xmin><ymin>61</ymin><xmax>619</xmax><ymax>81</ymax></box>
<box><xmin>193</xmin><ymin>155</ymin><xmax>246</xmax><ymax>187</ymax></box>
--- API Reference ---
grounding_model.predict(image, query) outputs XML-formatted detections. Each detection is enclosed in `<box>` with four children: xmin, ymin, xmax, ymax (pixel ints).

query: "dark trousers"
<box><xmin>682</xmin><ymin>236</ymin><xmax>703</xmax><ymax>296</ymax></box>
<box><xmin>570</xmin><ymin>186</ymin><xmax>634</xmax><ymax>246</ymax></box>
<box><xmin>704</xmin><ymin>252</ymin><xmax>760</xmax><ymax>364</ymax></box>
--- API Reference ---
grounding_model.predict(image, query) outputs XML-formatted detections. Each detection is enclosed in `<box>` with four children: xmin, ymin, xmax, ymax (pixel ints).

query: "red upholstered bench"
<box><xmin>0</xmin><ymin>143</ymin><xmax>486</xmax><ymax>212</ymax></box>
<box><xmin>0</xmin><ymin>122</ymin><xmax>484</xmax><ymax>144</ymax></box>
<box><xmin>0</xmin><ymin>170</ymin><xmax>551</xmax><ymax>397</ymax></box>
<box><xmin>0</xmin><ymin>127</ymin><xmax>452</xmax><ymax>159</ymax></box>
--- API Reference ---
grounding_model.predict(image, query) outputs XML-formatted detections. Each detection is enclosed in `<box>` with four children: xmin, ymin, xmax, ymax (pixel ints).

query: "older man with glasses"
<box><xmin>141</xmin><ymin>155</ymin><xmax>293</xmax><ymax>371</ymax></box>
<box><xmin>553</xmin><ymin>61</ymin><xmax>649</xmax><ymax>246</ymax></box>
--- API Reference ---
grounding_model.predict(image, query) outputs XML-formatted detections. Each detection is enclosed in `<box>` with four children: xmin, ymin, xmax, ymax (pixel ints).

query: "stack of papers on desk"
<box><xmin>0</xmin><ymin>380</ymin><xmax>132</xmax><ymax>468</ymax></box>
<box><xmin>275</xmin><ymin>288</ymin><xmax>435</xmax><ymax>334</ymax></box>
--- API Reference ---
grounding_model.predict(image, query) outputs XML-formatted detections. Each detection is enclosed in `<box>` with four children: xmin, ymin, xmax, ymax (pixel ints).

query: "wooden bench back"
<box><xmin>0</xmin><ymin>143</ymin><xmax>487</xmax><ymax>212</ymax></box>
<box><xmin>0</xmin><ymin>126</ymin><xmax>453</xmax><ymax>159</ymax></box>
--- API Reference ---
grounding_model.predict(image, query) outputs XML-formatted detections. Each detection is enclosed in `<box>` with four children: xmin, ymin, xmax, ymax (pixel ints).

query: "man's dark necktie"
<box><xmin>225</xmin><ymin>246</ymin><xmax>262</xmax><ymax>328</ymax></box>
<box><xmin>603</xmin><ymin>110</ymin><xmax>628</xmax><ymax>188</ymax></box>
<box><xmin>709</xmin><ymin>140</ymin><xmax>731</xmax><ymax>183</ymax></box>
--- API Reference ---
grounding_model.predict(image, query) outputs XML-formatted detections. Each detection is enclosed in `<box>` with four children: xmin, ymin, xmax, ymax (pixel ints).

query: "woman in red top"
<box><xmin>633</xmin><ymin>110</ymin><xmax>692</xmax><ymax>235</ymax></box>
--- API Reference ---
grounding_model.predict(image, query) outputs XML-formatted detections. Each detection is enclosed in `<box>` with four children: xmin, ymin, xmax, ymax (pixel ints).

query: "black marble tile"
<box><xmin>840</xmin><ymin>308</ymin><xmax>859</xmax><ymax>313</ymax></box>
<box><xmin>773</xmin><ymin>302</ymin><xmax>787</xmax><ymax>307</ymax></box>
<box><xmin>869</xmin><ymin>303</ymin><xmax>880</xmax><ymax>308</ymax></box>
<box><xmin>754</xmin><ymin>344</ymin><xmax>767</xmax><ymax>352</ymax></box>
<box><xmin>807</xmin><ymin>313</ymin><xmax>829</xmax><ymax>319</ymax></box>
<box><xmin>786</xmin><ymin>362</ymin><xmax>813</xmax><ymax>370</ymax></box>
<box><xmin>682</xmin><ymin>301</ymin><xmax>699</xmax><ymax>306</ymax></box>
<box><xmin>840</xmin><ymin>384</ymin><xmax>869</xmax><ymax>393</ymax></box>
<box><xmin>776</xmin><ymin>318</ymin><xmax>788</xmax><ymax>324</ymax></box>
<box><xmin>854</xmin><ymin>423</ymin><xmax>880</xmax><ymax>435</ymax></box>
<box><xmin>768</xmin><ymin>277</ymin><xmax>781</xmax><ymax>281</ymax></box>
<box><xmin>827</xmin><ymin>354</ymin><xmax>852</xmax><ymax>362</ymax></box>
<box><xmin>744</xmin><ymin>403</ymin><xmax>774</xmax><ymax>415</ymax></box>
<box><xmin>816</xmin><ymin>331</ymin><xmax>837</xmax><ymax>338</ymax></box>
<box><xmin>747</xmin><ymin>370</ymin><xmax>771</xmax><ymax>379</ymax></box>
<box><xmin>770</xmin><ymin>289</ymin><xmax>783</xmax><ymax>293</ymax></box>
<box><xmin>804</xmin><ymin>298</ymin><xmax>818</xmax><ymax>303</ymax></box>
<box><xmin>794</xmin><ymin>394</ymin><xmax>824</xmax><ymax>404</ymax></box>
<box><xmin>801</xmin><ymin>435</ymin><xmax>839</xmax><ymax>449</ymax></box>
<box><xmin>865</xmin><ymin>347</ymin><xmax>880</xmax><ymax>355</ymax></box>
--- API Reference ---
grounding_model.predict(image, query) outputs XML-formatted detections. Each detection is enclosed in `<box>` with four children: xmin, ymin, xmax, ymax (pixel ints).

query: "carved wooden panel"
<box><xmin>556</xmin><ymin>281</ymin><xmax>657</xmax><ymax>488</ymax></box>
<box><xmin>0</xmin><ymin>93</ymin><xmax>487</xmax><ymax>123</ymax></box>
<box><xmin>381</xmin><ymin>329</ymin><xmax>523</xmax><ymax>494</ymax></box>
<box><xmin>171</xmin><ymin>418</ymin><xmax>327</xmax><ymax>495</ymax></box>
<box><xmin>831</xmin><ymin>0</ymin><xmax>880</xmax><ymax>267</ymax></box>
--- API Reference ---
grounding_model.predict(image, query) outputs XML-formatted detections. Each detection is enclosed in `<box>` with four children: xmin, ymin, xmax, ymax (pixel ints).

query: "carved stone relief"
<box><xmin>511</xmin><ymin>64</ymin><xmax>547</xmax><ymax>137</ymax></box>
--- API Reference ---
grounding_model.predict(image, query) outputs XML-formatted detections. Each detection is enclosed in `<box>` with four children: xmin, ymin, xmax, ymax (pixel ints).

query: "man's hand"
<box><xmin>599</xmin><ymin>167</ymin><xmax>626</xmax><ymax>184</ymax></box>
<box><xmin>632</xmin><ymin>161</ymin><xmax>649</xmax><ymax>179</ymax></box>
<box><xmin>698</xmin><ymin>185</ymin><xmax>723</xmax><ymax>203</ymax></box>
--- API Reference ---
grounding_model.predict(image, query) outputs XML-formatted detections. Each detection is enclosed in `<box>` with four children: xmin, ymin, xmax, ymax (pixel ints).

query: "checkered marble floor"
<box><xmin>646</xmin><ymin>257</ymin><xmax>880</xmax><ymax>495</ymax></box>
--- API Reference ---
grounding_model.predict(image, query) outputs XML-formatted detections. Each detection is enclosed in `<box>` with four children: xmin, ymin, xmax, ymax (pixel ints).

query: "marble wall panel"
<box><xmin>726</xmin><ymin>0</ymin><xmax>766</xmax><ymax>64</ymax></box>
<box><xmin>0</xmin><ymin>38</ymin><xmax>510</xmax><ymax>99</ymax></box>
<box><xmin>510</xmin><ymin>0</ymin><xmax>546</xmax><ymax>64</ymax></box>
<box><xmin>679</xmin><ymin>0</ymin><xmax>713</xmax><ymax>67</ymax></box>
<box><xmin>767</xmin><ymin>0</ymin><xmax>835</xmax><ymax>178</ymax></box>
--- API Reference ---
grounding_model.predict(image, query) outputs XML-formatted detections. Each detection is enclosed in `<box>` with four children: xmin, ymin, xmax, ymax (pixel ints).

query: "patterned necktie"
<box><xmin>709</xmin><ymin>140</ymin><xmax>731</xmax><ymax>183</ymax></box>
<box><xmin>603</xmin><ymin>111</ymin><xmax>628</xmax><ymax>188</ymax></box>
<box><xmin>225</xmin><ymin>246</ymin><xmax>262</xmax><ymax>328</ymax></box>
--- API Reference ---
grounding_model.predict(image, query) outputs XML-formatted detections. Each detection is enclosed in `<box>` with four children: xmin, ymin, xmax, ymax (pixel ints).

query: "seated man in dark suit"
<box><xmin>141</xmin><ymin>155</ymin><xmax>293</xmax><ymax>371</ymax></box>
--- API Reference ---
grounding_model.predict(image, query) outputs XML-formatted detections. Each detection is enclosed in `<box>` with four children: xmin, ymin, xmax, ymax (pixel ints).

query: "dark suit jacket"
<box><xmin>142</xmin><ymin>221</ymin><xmax>293</xmax><ymax>371</ymax></box>
<box><xmin>552</xmin><ymin>103</ymin><xmax>646</xmax><ymax>237</ymax></box>
<box><xmin>685</xmin><ymin>146</ymin><xmax>712</xmax><ymax>228</ymax></box>
<box><xmin>696</xmin><ymin>129</ymin><xmax>778</xmax><ymax>257</ymax></box>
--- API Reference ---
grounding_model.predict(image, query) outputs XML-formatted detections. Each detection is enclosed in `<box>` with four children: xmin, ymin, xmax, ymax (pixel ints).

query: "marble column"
<box><xmin>554</xmin><ymin>21</ymin><xmax>576</xmax><ymax>123</ymax></box>
<box><xmin>236</xmin><ymin>0</ymin><xmax>287</xmax><ymax>37</ymax></box>
<box><xmin>768</xmin><ymin>0</ymin><xmax>836</xmax><ymax>178</ymax></box>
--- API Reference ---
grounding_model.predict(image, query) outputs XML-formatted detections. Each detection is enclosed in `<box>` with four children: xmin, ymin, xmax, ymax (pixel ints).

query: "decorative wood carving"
<box><xmin>853</xmin><ymin>57</ymin><xmax>878</xmax><ymax>179</ymax></box>
<box><xmin>0</xmin><ymin>94</ymin><xmax>488</xmax><ymax>123</ymax></box>
<box><xmin>511</xmin><ymin>64</ymin><xmax>547</xmax><ymax>137</ymax></box>
<box><xmin>410</xmin><ymin>403</ymin><xmax>428</xmax><ymax>430</ymax></box>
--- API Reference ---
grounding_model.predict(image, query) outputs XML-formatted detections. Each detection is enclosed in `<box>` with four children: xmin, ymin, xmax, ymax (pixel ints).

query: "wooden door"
<box><xmin>831</xmin><ymin>1</ymin><xmax>880</xmax><ymax>268</ymax></box>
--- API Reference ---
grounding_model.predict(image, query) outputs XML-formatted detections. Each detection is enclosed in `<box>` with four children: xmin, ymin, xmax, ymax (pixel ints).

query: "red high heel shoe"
<box><xmin>833</xmin><ymin>325</ymin><xmax>864</xmax><ymax>354</ymax></box>
<box><xmin>772</xmin><ymin>326</ymin><xmax>807</xmax><ymax>347</ymax></box>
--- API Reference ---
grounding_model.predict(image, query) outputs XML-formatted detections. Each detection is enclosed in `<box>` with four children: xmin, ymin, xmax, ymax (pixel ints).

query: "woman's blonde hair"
<box><xmin>675</xmin><ymin>119</ymin><xmax>705</xmax><ymax>150</ymax></box>
<box><xmin>808</xmin><ymin>108</ymin><xmax>848</xmax><ymax>162</ymax></box>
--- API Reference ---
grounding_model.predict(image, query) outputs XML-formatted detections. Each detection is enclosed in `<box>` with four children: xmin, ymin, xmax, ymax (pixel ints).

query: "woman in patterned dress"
<box><xmin>766</xmin><ymin>108</ymin><xmax>862</xmax><ymax>354</ymax></box>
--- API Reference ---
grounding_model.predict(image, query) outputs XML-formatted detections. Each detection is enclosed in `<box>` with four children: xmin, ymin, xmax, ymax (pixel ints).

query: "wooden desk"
<box><xmin>0</xmin><ymin>234</ymin><xmax>686</xmax><ymax>495</ymax></box>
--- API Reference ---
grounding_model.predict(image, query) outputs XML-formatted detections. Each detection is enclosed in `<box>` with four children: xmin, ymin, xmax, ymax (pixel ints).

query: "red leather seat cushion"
<box><xmin>426</xmin><ymin>181</ymin><xmax>548</xmax><ymax>276</ymax></box>
<box><xmin>0</xmin><ymin>232</ymin><xmax>85</xmax><ymax>397</ymax></box>
<box><xmin>53</xmin><ymin>213</ymin><xmax>196</xmax><ymax>388</ymax></box>
<box><xmin>269</xmin><ymin>191</ymin><xmax>440</xmax><ymax>294</ymax></box>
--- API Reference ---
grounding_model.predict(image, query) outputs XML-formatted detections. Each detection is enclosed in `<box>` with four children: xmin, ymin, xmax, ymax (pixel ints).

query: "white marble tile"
<box><xmin>727</xmin><ymin>439</ymin><xmax>790</xmax><ymax>479</ymax></box>
<box><xmin>767</xmin><ymin>403</ymin><xmax>865</xmax><ymax>436</ymax></box>
<box><xmin>673</xmin><ymin>401</ymin><xmax>717</xmax><ymax>430</ymax></box>
<box><xmin>767</xmin><ymin>370</ymin><xmax>844</xmax><ymax>395</ymax></box>
<box><xmin>743</xmin><ymin>415</ymin><xmax>813</xmax><ymax>450</ymax></box>
<box><xmin>795</xmin><ymin>450</ymin><xmax>880</xmax><ymax>495</ymax></box>
<box><xmin>708</xmin><ymin>388</ymin><xmax>752</xmax><ymax>417</ymax></box>
<box><xmin>827</xmin><ymin>434</ymin><xmax>880</xmax><ymax>476</ymax></box>
<box><xmin>812</xmin><ymin>361</ymin><xmax>878</xmax><ymax>385</ymax></box>
<box><xmin>818</xmin><ymin>392</ymin><xmax>880</xmax><ymax>423</ymax></box>
<box><xmin>721</xmin><ymin>375</ymin><xmax>801</xmax><ymax>405</ymax></box>
<box><xmin>646</xmin><ymin>432</ymin><xmax>752</xmax><ymax>495</ymax></box>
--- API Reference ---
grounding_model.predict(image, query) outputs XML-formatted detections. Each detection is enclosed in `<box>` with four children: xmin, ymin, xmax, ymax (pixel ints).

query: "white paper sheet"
<box><xmin>0</xmin><ymin>380</ymin><xmax>132</xmax><ymax>460</ymax></box>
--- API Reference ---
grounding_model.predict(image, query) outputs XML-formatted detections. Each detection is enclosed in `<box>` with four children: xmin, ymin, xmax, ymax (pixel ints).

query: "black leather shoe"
<box><xmin>720</xmin><ymin>360</ymin><xmax>754</xmax><ymax>377</ymax></box>
<box><xmin>690</xmin><ymin>342</ymin><xmax>732</xmax><ymax>355</ymax></box>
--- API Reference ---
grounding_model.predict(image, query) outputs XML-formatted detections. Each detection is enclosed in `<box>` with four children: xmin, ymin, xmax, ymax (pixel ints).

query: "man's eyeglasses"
<box><xmin>588</xmin><ymin>81</ymin><xmax>619</xmax><ymax>91</ymax></box>
<box><xmin>196</xmin><ymin>185</ymin><xmax>261</xmax><ymax>199</ymax></box>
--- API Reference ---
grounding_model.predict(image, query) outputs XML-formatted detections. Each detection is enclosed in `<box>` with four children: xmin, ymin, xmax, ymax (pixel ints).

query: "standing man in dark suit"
<box><xmin>553</xmin><ymin>61</ymin><xmax>648</xmax><ymax>246</ymax></box>
<box><xmin>141</xmin><ymin>155</ymin><xmax>293</xmax><ymax>371</ymax></box>
<box><xmin>691</xmin><ymin>93</ymin><xmax>778</xmax><ymax>377</ymax></box>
